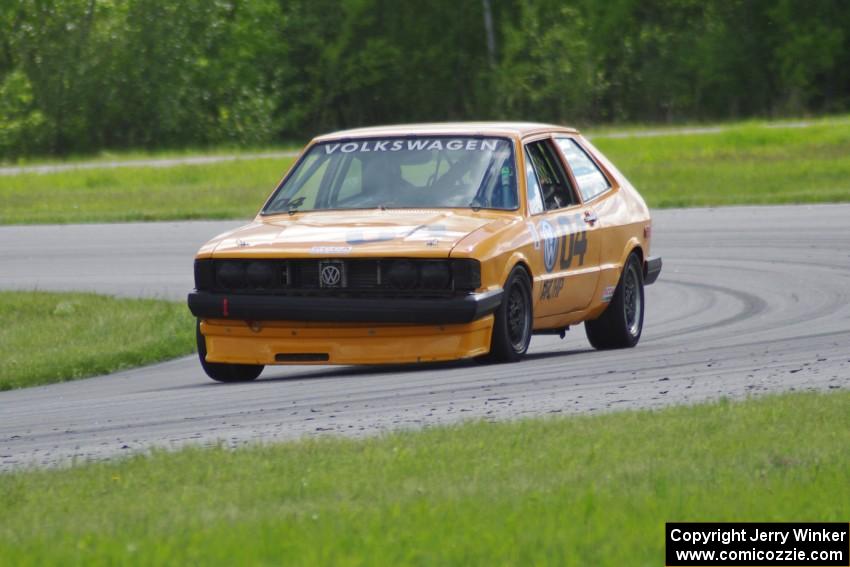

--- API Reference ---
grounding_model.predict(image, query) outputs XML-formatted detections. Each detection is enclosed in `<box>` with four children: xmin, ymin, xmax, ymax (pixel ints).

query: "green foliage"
<box><xmin>0</xmin><ymin>71</ymin><xmax>47</xmax><ymax>156</ymax></box>
<box><xmin>3</xmin><ymin>0</ymin><xmax>282</xmax><ymax>154</ymax></box>
<box><xmin>0</xmin><ymin>291</ymin><xmax>194</xmax><ymax>390</ymax></box>
<box><xmin>496</xmin><ymin>2</ymin><xmax>595</xmax><ymax>121</ymax></box>
<box><xmin>1</xmin><ymin>0</ymin><xmax>850</xmax><ymax>158</ymax></box>
<box><xmin>1</xmin><ymin>391</ymin><xmax>848</xmax><ymax>564</ymax></box>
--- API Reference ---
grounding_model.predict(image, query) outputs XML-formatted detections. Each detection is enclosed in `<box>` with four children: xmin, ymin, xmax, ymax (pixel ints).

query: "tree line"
<box><xmin>1</xmin><ymin>0</ymin><xmax>848</xmax><ymax>158</ymax></box>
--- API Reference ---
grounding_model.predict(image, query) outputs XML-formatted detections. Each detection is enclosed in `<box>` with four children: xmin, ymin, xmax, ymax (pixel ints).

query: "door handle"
<box><xmin>584</xmin><ymin>210</ymin><xmax>598</xmax><ymax>225</ymax></box>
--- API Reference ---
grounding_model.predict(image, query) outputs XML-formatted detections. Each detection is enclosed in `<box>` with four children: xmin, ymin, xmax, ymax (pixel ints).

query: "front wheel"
<box><xmin>480</xmin><ymin>266</ymin><xmax>533</xmax><ymax>363</ymax></box>
<box><xmin>585</xmin><ymin>252</ymin><xmax>645</xmax><ymax>349</ymax></box>
<box><xmin>196</xmin><ymin>320</ymin><xmax>264</xmax><ymax>382</ymax></box>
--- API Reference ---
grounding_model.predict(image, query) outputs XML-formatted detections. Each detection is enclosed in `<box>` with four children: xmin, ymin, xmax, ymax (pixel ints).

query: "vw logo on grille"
<box><xmin>319</xmin><ymin>262</ymin><xmax>343</xmax><ymax>287</ymax></box>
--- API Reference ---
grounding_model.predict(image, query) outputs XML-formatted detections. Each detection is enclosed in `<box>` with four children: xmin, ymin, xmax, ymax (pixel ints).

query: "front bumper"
<box><xmin>644</xmin><ymin>256</ymin><xmax>662</xmax><ymax>285</ymax></box>
<box><xmin>199</xmin><ymin>317</ymin><xmax>494</xmax><ymax>365</ymax></box>
<box><xmin>187</xmin><ymin>289</ymin><xmax>503</xmax><ymax>325</ymax></box>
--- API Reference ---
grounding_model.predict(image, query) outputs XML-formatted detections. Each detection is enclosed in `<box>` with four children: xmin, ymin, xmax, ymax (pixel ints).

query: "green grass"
<box><xmin>0</xmin><ymin>391</ymin><xmax>847</xmax><ymax>565</ymax></box>
<box><xmin>0</xmin><ymin>156</ymin><xmax>294</xmax><ymax>224</ymax></box>
<box><xmin>2</xmin><ymin>117</ymin><xmax>850</xmax><ymax>224</ymax></box>
<box><xmin>593</xmin><ymin>118</ymin><xmax>850</xmax><ymax>207</ymax></box>
<box><xmin>583</xmin><ymin>113</ymin><xmax>850</xmax><ymax>136</ymax></box>
<box><xmin>0</xmin><ymin>291</ymin><xmax>194</xmax><ymax>390</ymax></box>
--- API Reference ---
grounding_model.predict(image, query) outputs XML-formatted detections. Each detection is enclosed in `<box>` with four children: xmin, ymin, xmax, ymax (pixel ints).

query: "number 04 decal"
<box><xmin>557</xmin><ymin>215</ymin><xmax>587</xmax><ymax>269</ymax></box>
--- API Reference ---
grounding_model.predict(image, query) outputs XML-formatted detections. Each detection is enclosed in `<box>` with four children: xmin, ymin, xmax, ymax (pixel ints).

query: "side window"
<box><xmin>525</xmin><ymin>140</ymin><xmax>578</xmax><ymax>210</ymax></box>
<box><xmin>524</xmin><ymin>149</ymin><xmax>545</xmax><ymax>215</ymax></box>
<box><xmin>555</xmin><ymin>138</ymin><xmax>610</xmax><ymax>201</ymax></box>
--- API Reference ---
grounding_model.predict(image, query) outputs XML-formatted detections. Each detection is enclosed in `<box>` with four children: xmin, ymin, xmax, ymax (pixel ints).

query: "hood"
<box><xmin>208</xmin><ymin>209</ymin><xmax>512</xmax><ymax>258</ymax></box>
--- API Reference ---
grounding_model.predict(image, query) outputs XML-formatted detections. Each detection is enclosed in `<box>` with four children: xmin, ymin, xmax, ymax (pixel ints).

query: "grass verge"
<box><xmin>1</xmin><ymin>391</ymin><xmax>847</xmax><ymax>565</ymax></box>
<box><xmin>2</xmin><ymin>117</ymin><xmax>850</xmax><ymax>224</ymax></box>
<box><xmin>0</xmin><ymin>156</ymin><xmax>293</xmax><ymax>224</ymax></box>
<box><xmin>593</xmin><ymin>118</ymin><xmax>850</xmax><ymax>207</ymax></box>
<box><xmin>0</xmin><ymin>291</ymin><xmax>194</xmax><ymax>390</ymax></box>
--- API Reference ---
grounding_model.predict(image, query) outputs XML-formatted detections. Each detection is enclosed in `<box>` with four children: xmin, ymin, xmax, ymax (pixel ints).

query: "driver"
<box><xmin>361</xmin><ymin>153</ymin><xmax>414</xmax><ymax>206</ymax></box>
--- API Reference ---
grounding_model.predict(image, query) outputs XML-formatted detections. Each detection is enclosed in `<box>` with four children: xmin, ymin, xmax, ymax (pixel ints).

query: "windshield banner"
<box><xmin>323</xmin><ymin>139</ymin><xmax>500</xmax><ymax>154</ymax></box>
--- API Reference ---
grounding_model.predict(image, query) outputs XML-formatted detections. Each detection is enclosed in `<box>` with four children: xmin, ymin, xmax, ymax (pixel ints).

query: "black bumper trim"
<box><xmin>645</xmin><ymin>256</ymin><xmax>662</xmax><ymax>285</ymax></box>
<box><xmin>187</xmin><ymin>290</ymin><xmax>503</xmax><ymax>324</ymax></box>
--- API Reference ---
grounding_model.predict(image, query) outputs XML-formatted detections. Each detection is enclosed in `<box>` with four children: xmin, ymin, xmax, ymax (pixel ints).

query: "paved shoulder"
<box><xmin>0</xmin><ymin>152</ymin><xmax>298</xmax><ymax>177</ymax></box>
<box><xmin>0</xmin><ymin>221</ymin><xmax>241</xmax><ymax>300</ymax></box>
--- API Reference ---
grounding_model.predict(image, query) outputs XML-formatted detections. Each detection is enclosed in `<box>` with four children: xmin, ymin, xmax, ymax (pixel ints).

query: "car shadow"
<box><xmin>258</xmin><ymin>359</ymin><xmax>474</xmax><ymax>383</ymax></box>
<box><xmin>257</xmin><ymin>346</ymin><xmax>595</xmax><ymax>383</ymax></box>
<box><xmin>160</xmin><ymin>346</ymin><xmax>594</xmax><ymax>391</ymax></box>
<box><xmin>522</xmin><ymin>348</ymin><xmax>595</xmax><ymax>361</ymax></box>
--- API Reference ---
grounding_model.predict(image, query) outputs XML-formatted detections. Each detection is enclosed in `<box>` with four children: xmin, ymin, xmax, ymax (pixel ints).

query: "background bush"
<box><xmin>1</xmin><ymin>0</ymin><xmax>848</xmax><ymax>158</ymax></box>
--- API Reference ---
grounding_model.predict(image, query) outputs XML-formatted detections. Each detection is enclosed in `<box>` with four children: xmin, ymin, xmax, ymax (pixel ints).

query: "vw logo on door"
<box><xmin>319</xmin><ymin>261</ymin><xmax>344</xmax><ymax>287</ymax></box>
<box><xmin>538</xmin><ymin>220</ymin><xmax>557</xmax><ymax>273</ymax></box>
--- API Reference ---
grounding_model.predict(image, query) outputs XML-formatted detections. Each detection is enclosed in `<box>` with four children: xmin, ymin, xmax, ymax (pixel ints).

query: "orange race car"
<box><xmin>188</xmin><ymin>123</ymin><xmax>661</xmax><ymax>382</ymax></box>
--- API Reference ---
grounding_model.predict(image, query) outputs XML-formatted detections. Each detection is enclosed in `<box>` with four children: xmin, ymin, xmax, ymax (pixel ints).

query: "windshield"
<box><xmin>263</xmin><ymin>136</ymin><xmax>518</xmax><ymax>213</ymax></box>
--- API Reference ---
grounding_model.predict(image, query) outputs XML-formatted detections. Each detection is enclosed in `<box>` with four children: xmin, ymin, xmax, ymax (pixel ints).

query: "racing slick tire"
<box><xmin>585</xmin><ymin>252</ymin><xmax>644</xmax><ymax>350</ymax></box>
<box><xmin>480</xmin><ymin>266</ymin><xmax>533</xmax><ymax>363</ymax></box>
<box><xmin>196</xmin><ymin>320</ymin><xmax>264</xmax><ymax>382</ymax></box>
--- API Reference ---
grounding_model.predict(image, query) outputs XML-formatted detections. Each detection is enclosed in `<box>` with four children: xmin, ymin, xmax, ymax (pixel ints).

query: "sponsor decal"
<box><xmin>346</xmin><ymin>231</ymin><xmax>398</xmax><ymax>245</ymax></box>
<box><xmin>601</xmin><ymin>285</ymin><xmax>616</xmax><ymax>302</ymax></box>
<box><xmin>323</xmin><ymin>138</ymin><xmax>499</xmax><ymax>154</ymax></box>
<box><xmin>539</xmin><ymin>277</ymin><xmax>565</xmax><ymax>301</ymax></box>
<box><xmin>345</xmin><ymin>224</ymin><xmax>456</xmax><ymax>246</ymax></box>
<box><xmin>310</xmin><ymin>246</ymin><xmax>352</xmax><ymax>254</ymax></box>
<box><xmin>346</xmin><ymin>225</ymin><xmax>454</xmax><ymax>246</ymax></box>
<box><xmin>538</xmin><ymin>220</ymin><xmax>558</xmax><ymax>273</ymax></box>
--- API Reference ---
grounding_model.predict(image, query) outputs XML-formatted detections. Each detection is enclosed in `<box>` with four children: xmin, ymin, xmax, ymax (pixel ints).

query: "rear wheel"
<box><xmin>196</xmin><ymin>320</ymin><xmax>263</xmax><ymax>382</ymax></box>
<box><xmin>480</xmin><ymin>266</ymin><xmax>533</xmax><ymax>363</ymax></box>
<box><xmin>585</xmin><ymin>252</ymin><xmax>644</xmax><ymax>349</ymax></box>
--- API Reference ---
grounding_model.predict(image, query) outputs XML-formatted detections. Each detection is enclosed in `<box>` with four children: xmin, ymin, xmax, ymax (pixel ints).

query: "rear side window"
<box><xmin>555</xmin><ymin>138</ymin><xmax>610</xmax><ymax>202</ymax></box>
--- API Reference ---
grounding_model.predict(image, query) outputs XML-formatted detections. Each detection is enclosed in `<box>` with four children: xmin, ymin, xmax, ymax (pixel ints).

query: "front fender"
<box><xmin>497</xmin><ymin>251</ymin><xmax>533</xmax><ymax>286</ymax></box>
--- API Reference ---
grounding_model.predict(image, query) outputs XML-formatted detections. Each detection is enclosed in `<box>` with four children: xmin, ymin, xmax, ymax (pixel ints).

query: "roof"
<box><xmin>312</xmin><ymin>122</ymin><xmax>579</xmax><ymax>141</ymax></box>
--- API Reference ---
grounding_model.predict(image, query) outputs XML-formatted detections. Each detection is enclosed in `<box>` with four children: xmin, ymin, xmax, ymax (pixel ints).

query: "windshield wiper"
<box><xmin>277</xmin><ymin>196</ymin><xmax>305</xmax><ymax>215</ymax></box>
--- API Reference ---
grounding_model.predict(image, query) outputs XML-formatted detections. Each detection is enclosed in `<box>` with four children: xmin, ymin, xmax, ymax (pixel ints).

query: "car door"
<box><xmin>524</xmin><ymin>137</ymin><xmax>601</xmax><ymax>318</ymax></box>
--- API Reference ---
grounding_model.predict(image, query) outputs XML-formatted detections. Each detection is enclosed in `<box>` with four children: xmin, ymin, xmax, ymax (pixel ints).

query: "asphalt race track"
<box><xmin>1</xmin><ymin>205</ymin><xmax>849</xmax><ymax>470</ymax></box>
